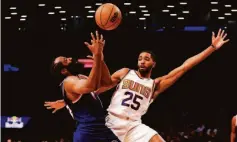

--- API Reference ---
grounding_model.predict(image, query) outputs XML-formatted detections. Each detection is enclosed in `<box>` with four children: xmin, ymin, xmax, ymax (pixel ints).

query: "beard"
<box><xmin>66</xmin><ymin>59</ymin><xmax>84</xmax><ymax>75</ymax></box>
<box><xmin>138</xmin><ymin>65</ymin><xmax>152</xmax><ymax>75</ymax></box>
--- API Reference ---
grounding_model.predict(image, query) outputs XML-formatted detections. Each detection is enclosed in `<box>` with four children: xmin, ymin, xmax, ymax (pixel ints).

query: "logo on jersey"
<box><xmin>122</xmin><ymin>79</ymin><xmax>152</xmax><ymax>99</ymax></box>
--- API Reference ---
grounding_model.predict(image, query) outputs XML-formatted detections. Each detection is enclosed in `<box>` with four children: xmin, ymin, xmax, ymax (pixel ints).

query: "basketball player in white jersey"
<box><xmin>94</xmin><ymin>29</ymin><xmax>230</xmax><ymax>142</ymax></box>
<box><xmin>231</xmin><ymin>115</ymin><xmax>237</xmax><ymax>142</ymax></box>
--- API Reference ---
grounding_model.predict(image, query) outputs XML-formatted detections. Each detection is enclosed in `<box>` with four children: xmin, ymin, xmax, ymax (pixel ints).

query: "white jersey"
<box><xmin>107</xmin><ymin>70</ymin><xmax>156</xmax><ymax>121</ymax></box>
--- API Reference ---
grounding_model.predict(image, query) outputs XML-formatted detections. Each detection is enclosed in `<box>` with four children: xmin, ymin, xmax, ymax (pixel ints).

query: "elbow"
<box><xmin>182</xmin><ymin>63</ymin><xmax>189</xmax><ymax>73</ymax></box>
<box><xmin>182</xmin><ymin>65</ymin><xmax>188</xmax><ymax>72</ymax></box>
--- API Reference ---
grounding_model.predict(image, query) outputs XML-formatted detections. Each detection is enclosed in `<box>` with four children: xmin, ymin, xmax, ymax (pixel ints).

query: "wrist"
<box><xmin>210</xmin><ymin>44</ymin><xmax>217</xmax><ymax>50</ymax></box>
<box><xmin>93</xmin><ymin>52</ymin><xmax>102</xmax><ymax>56</ymax></box>
<box><xmin>93</xmin><ymin>53</ymin><xmax>102</xmax><ymax>61</ymax></box>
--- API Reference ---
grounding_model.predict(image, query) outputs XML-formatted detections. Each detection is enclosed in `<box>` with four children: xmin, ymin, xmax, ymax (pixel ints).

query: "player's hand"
<box><xmin>212</xmin><ymin>28</ymin><xmax>230</xmax><ymax>50</ymax></box>
<box><xmin>84</xmin><ymin>31</ymin><xmax>105</xmax><ymax>55</ymax></box>
<box><xmin>44</xmin><ymin>100</ymin><xmax>65</xmax><ymax>113</ymax></box>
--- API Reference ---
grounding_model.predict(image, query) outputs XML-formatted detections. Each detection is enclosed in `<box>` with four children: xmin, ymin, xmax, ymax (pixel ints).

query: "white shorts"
<box><xmin>105</xmin><ymin>113</ymin><xmax>165</xmax><ymax>142</ymax></box>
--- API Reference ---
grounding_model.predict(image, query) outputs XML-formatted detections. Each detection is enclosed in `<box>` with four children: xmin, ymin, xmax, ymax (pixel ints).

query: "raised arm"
<box><xmin>86</xmin><ymin>32</ymin><xmax>112</xmax><ymax>87</ymax></box>
<box><xmin>94</xmin><ymin>68</ymin><xmax>130</xmax><ymax>95</ymax></box>
<box><xmin>63</xmin><ymin>31</ymin><xmax>105</xmax><ymax>95</ymax></box>
<box><xmin>83</xmin><ymin>31</ymin><xmax>104</xmax><ymax>90</ymax></box>
<box><xmin>98</xmin><ymin>59</ymin><xmax>112</xmax><ymax>86</ymax></box>
<box><xmin>153</xmin><ymin>29</ymin><xmax>230</xmax><ymax>99</ymax></box>
<box><xmin>231</xmin><ymin>116</ymin><xmax>236</xmax><ymax>142</ymax></box>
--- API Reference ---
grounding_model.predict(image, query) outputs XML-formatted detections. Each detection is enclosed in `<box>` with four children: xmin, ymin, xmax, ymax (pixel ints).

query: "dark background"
<box><xmin>2</xmin><ymin>0</ymin><xmax>237</xmax><ymax>141</ymax></box>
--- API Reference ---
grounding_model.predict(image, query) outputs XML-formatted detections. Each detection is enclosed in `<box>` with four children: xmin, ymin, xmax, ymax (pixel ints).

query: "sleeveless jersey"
<box><xmin>107</xmin><ymin>70</ymin><xmax>156</xmax><ymax>121</ymax></box>
<box><xmin>59</xmin><ymin>78</ymin><xmax>108</xmax><ymax>133</ymax></box>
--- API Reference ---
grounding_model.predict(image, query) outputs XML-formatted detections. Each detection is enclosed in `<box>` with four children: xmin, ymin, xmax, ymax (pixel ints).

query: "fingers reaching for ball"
<box><xmin>90</xmin><ymin>31</ymin><xmax>104</xmax><ymax>43</ymax></box>
<box><xmin>85</xmin><ymin>31</ymin><xmax>105</xmax><ymax>55</ymax></box>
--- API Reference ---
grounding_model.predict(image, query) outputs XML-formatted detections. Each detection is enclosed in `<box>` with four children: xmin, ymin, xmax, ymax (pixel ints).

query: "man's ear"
<box><xmin>153</xmin><ymin>62</ymin><xmax>156</xmax><ymax>68</ymax></box>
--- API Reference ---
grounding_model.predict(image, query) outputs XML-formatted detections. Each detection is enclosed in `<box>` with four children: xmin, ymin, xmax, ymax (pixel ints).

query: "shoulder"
<box><xmin>118</xmin><ymin>68</ymin><xmax>131</xmax><ymax>78</ymax></box>
<box><xmin>119</xmin><ymin>68</ymin><xmax>130</xmax><ymax>73</ymax></box>
<box><xmin>113</xmin><ymin>68</ymin><xmax>130</xmax><ymax>77</ymax></box>
<box><xmin>64</xmin><ymin>76</ymin><xmax>78</xmax><ymax>84</ymax></box>
<box><xmin>110</xmin><ymin>68</ymin><xmax>131</xmax><ymax>83</ymax></box>
<box><xmin>64</xmin><ymin>76</ymin><xmax>87</xmax><ymax>90</ymax></box>
<box><xmin>153</xmin><ymin>77</ymin><xmax>165</xmax><ymax>92</ymax></box>
<box><xmin>78</xmin><ymin>74</ymin><xmax>88</xmax><ymax>79</ymax></box>
<box><xmin>154</xmin><ymin>77</ymin><xmax>162</xmax><ymax>85</ymax></box>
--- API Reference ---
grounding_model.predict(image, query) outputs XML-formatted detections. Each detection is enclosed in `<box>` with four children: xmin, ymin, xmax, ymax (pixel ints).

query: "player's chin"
<box><xmin>139</xmin><ymin>68</ymin><xmax>147</xmax><ymax>72</ymax></box>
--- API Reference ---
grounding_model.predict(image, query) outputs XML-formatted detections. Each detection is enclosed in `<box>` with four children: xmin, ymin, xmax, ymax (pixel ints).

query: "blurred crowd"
<box><xmin>3</xmin><ymin>127</ymin><xmax>222</xmax><ymax>142</ymax></box>
<box><xmin>159</xmin><ymin>126</ymin><xmax>220</xmax><ymax>142</ymax></box>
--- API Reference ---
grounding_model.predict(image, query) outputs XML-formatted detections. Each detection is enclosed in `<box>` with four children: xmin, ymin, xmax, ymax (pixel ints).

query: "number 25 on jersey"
<box><xmin>121</xmin><ymin>91</ymin><xmax>143</xmax><ymax>111</ymax></box>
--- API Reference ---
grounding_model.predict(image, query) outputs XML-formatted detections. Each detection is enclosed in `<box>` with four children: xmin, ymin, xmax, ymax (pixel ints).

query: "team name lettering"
<box><xmin>122</xmin><ymin>79</ymin><xmax>152</xmax><ymax>99</ymax></box>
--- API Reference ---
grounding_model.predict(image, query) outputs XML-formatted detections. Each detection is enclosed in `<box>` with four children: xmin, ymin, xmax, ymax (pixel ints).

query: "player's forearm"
<box><xmin>100</xmin><ymin>61</ymin><xmax>112</xmax><ymax>86</ymax></box>
<box><xmin>95</xmin><ymin>84</ymin><xmax>116</xmax><ymax>95</ymax></box>
<box><xmin>182</xmin><ymin>46</ymin><xmax>215</xmax><ymax>71</ymax></box>
<box><xmin>87</xmin><ymin>54</ymin><xmax>102</xmax><ymax>90</ymax></box>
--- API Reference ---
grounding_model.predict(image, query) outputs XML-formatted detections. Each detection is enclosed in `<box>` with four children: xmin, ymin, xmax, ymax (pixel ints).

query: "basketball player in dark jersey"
<box><xmin>48</xmin><ymin>31</ymin><xmax>119</xmax><ymax>142</ymax></box>
<box><xmin>231</xmin><ymin>115</ymin><xmax>237</xmax><ymax>142</ymax></box>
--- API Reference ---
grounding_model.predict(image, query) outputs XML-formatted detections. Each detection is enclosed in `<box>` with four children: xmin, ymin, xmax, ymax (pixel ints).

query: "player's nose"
<box><xmin>140</xmin><ymin>60</ymin><xmax>145</xmax><ymax>64</ymax></box>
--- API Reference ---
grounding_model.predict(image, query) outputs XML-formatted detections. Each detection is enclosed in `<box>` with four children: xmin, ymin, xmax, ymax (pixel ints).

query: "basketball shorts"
<box><xmin>105</xmin><ymin>113</ymin><xmax>165</xmax><ymax>142</ymax></box>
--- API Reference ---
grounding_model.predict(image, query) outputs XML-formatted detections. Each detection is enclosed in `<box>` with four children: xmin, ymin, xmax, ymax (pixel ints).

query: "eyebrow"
<box><xmin>139</xmin><ymin>56</ymin><xmax>150</xmax><ymax>58</ymax></box>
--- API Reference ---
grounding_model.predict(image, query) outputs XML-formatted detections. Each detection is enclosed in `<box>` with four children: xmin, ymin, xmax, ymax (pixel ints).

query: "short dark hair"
<box><xmin>50</xmin><ymin>59</ymin><xmax>65</xmax><ymax>80</ymax></box>
<box><xmin>140</xmin><ymin>50</ymin><xmax>156</xmax><ymax>62</ymax></box>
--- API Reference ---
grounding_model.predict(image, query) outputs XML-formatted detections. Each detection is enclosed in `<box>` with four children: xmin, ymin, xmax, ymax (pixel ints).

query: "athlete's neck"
<box><xmin>136</xmin><ymin>70</ymin><xmax>151</xmax><ymax>79</ymax></box>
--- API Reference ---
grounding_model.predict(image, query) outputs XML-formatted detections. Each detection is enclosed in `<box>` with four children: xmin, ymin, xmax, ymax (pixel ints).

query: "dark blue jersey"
<box><xmin>59</xmin><ymin>79</ymin><xmax>119</xmax><ymax>142</ymax></box>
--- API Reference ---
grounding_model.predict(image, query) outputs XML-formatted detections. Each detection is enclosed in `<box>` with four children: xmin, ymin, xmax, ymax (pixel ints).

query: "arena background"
<box><xmin>2</xmin><ymin>0</ymin><xmax>237</xmax><ymax>141</ymax></box>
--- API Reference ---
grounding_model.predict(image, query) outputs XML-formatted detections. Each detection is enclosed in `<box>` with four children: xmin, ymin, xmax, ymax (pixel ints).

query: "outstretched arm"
<box><xmin>153</xmin><ymin>29</ymin><xmax>230</xmax><ymax>99</ymax></box>
<box><xmin>231</xmin><ymin>116</ymin><xmax>236</xmax><ymax>142</ymax></box>
<box><xmin>94</xmin><ymin>68</ymin><xmax>130</xmax><ymax>95</ymax></box>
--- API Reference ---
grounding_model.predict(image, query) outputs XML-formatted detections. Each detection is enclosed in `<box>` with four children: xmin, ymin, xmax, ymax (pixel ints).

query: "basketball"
<box><xmin>95</xmin><ymin>3</ymin><xmax>122</xmax><ymax>30</ymax></box>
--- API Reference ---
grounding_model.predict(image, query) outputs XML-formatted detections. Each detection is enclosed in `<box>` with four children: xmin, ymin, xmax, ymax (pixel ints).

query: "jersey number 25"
<box><xmin>121</xmin><ymin>91</ymin><xmax>143</xmax><ymax>110</ymax></box>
